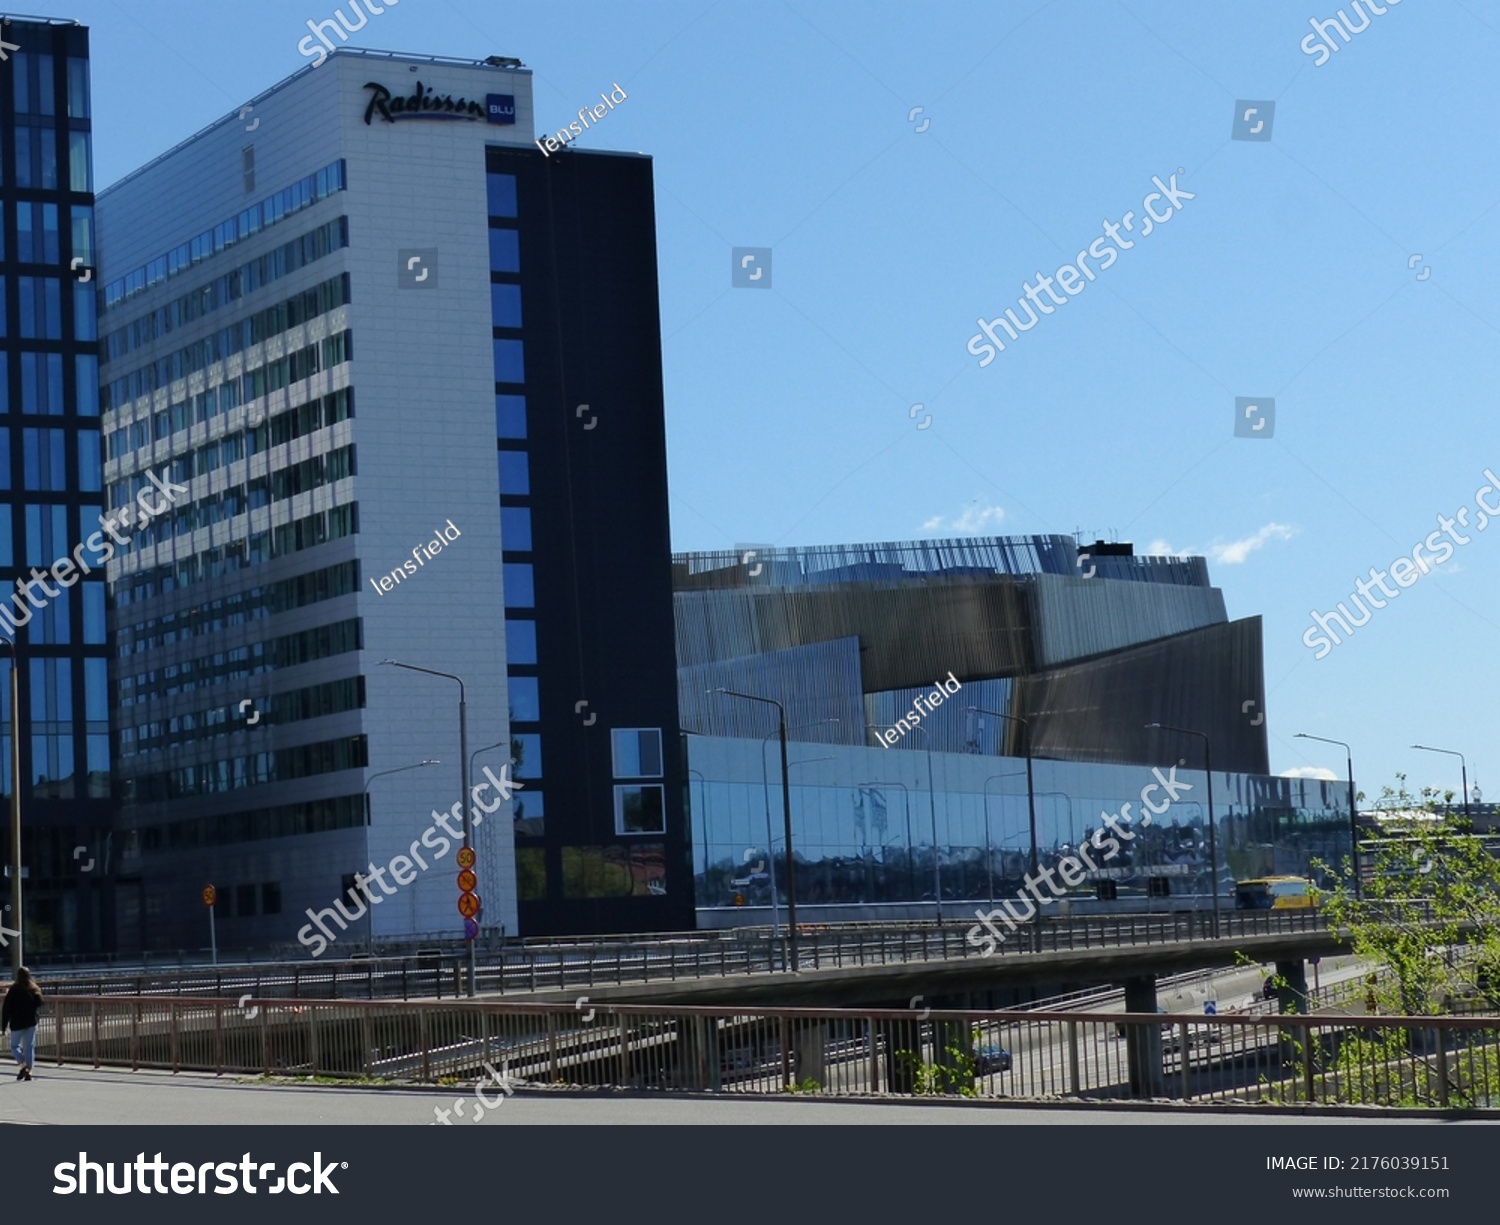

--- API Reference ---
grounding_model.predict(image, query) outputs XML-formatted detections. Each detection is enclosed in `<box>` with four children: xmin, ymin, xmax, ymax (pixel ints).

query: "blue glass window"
<box><xmin>75</xmin><ymin>355</ymin><xmax>99</xmax><ymax>416</ymax></box>
<box><xmin>499</xmin><ymin>450</ymin><xmax>529</xmax><ymax>495</ymax></box>
<box><xmin>503</xmin><ymin>563</ymin><xmax>535</xmax><ymax>608</ymax></box>
<box><xmin>486</xmin><ymin>174</ymin><xmax>517</xmax><ymax>217</ymax></box>
<box><xmin>85</xmin><ymin>659</ymin><xmax>109</xmax><ymax>721</ymax></box>
<box><xmin>32</xmin><ymin>596</ymin><xmax>70</xmax><ymax>644</ymax></box>
<box><xmin>0</xmin><ymin>433</ymin><xmax>8</xmax><ymax>486</ymax></box>
<box><xmin>25</xmin><ymin>504</ymin><xmax>67</xmax><ymax>565</ymax></box>
<box><xmin>23</xmin><ymin>429</ymin><xmax>66</xmax><ymax>491</ymax></box>
<box><xmin>0</xmin><ymin>507</ymin><xmax>10</xmax><ymax>566</ymax></box>
<box><xmin>509</xmin><ymin>676</ymin><xmax>541</xmax><ymax>723</ymax></box>
<box><xmin>22</xmin><ymin>354</ymin><xmax>63</xmax><ymax>414</ymax></box>
<box><xmin>491</xmin><ymin>283</ymin><xmax>522</xmax><ymax>328</ymax></box>
<box><xmin>74</xmin><ymin>280</ymin><xmax>97</xmax><ymax>341</ymax></box>
<box><xmin>496</xmin><ymin>394</ymin><xmax>526</xmax><ymax>439</ymax></box>
<box><xmin>488</xmin><ymin>228</ymin><xmax>519</xmax><ymax>272</ymax></box>
<box><xmin>77</xmin><ymin>431</ymin><xmax>101</xmax><ymax>491</ymax></box>
<box><xmin>501</xmin><ymin>505</ymin><xmax>532</xmax><ymax>552</ymax></box>
<box><xmin>505</xmin><ymin>618</ymin><xmax>537</xmax><ymax>665</ymax></box>
<box><xmin>82</xmin><ymin>583</ymin><xmax>105</xmax><ymax>643</ymax></box>
<box><xmin>493</xmin><ymin>339</ymin><xmax>524</xmax><ymax>384</ymax></box>
<box><xmin>511</xmin><ymin>733</ymin><xmax>543</xmax><ymax>779</ymax></box>
<box><xmin>19</xmin><ymin>277</ymin><xmax>62</xmax><ymax>339</ymax></box>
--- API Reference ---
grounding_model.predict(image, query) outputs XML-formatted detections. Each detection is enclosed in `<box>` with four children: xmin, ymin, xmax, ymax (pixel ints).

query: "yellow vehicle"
<box><xmin>1234</xmin><ymin>876</ymin><xmax>1319</xmax><ymax>911</ymax></box>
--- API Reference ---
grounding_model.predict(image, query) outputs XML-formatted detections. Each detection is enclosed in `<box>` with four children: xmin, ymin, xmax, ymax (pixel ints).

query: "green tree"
<box><xmin>1317</xmin><ymin>774</ymin><xmax>1500</xmax><ymax>1017</ymax></box>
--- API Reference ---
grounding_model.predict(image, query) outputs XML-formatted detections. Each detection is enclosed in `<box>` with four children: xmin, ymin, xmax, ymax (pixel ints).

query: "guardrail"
<box><xmin>37</xmin><ymin>994</ymin><xmax>1500</xmax><ymax>1110</ymax></box>
<box><xmin>26</xmin><ymin>908</ymin><xmax>1360</xmax><ymax>1001</ymax></box>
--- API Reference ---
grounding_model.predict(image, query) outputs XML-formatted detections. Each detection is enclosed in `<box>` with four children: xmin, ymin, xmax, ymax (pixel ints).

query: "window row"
<box><xmin>126</xmin><ymin>794</ymin><xmax>366</xmax><ymax>855</ymax></box>
<box><xmin>104</xmin><ymin>324</ymin><xmax>351</xmax><ymax>415</ymax></box>
<box><xmin>0</xmin><ymin>351</ymin><xmax>97</xmax><ymax>417</ymax></box>
<box><xmin>8</xmin><ymin>124</ymin><xmax>91</xmax><ymax>192</ymax></box>
<box><xmin>111</xmin><ymin>500</ymin><xmax>358</xmax><ymax>609</ymax></box>
<box><xmin>104</xmin><ymin>161</ymin><xmax>347</xmax><ymax>308</ymax></box>
<box><xmin>115</xmin><ymin>560</ymin><xmax>359</xmax><ymax>654</ymax></box>
<box><xmin>10</xmin><ymin>200</ymin><xmax>94</xmax><ymax>267</ymax></box>
<box><xmin>11</xmin><ymin>53</ymin><xmax>90</xmax><ymax>119</ymax></box>
<box><xmin>0</xmin><ymin>575</ymin><xmax>105</xmax><ymax>643</ymax></box>
<box><xmin>103</xmin><ymin>218</ymin><xmax>348</xmax><ymax>359</ymax></box>
<box><xmin>109</xmin><ymin>384</ymin><xmax>351</xmax><ymax>463</ymax></box>
<box><xmin>8</xmin><ymin>427</ymin><xmax>99</xmax><ymax>491</ymax></box>
<box><xmin>0</xmin><ymin>276</ymin><xmax>95</xmax><ymax>341</ymax></box>
<box><xmin>121</xmin><ymin>732</ymin><xmax>368</xmax><ymax>802</ymax></box>
<box><xmin>119</xmin><ymin>676</ymin><xmax>365</xmax><ymax>758</ymax></box>
<box><xmin>103</xmin><ymin>273</ymin><xmax>348</xmax><ymax>394</ymax></box>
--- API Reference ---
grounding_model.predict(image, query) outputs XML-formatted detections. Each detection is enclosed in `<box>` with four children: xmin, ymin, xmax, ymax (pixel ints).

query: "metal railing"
<box><xmin>38</xmin><ymin>994</ymin><xmax>1500</xmax><ymax>1110</ymax></box>
<box><xmin>29</xmin><ymin>908</ymin><xmax>1355</xmax><ymax>1001</ymax></box>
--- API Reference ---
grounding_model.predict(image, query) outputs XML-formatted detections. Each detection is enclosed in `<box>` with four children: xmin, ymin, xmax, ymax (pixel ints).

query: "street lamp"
<box><xmin>869</xmin><ymin>723</ymin><xmax>943</xmax><ymax>922</ymax></box>
<box><xmin>967</xmin><ymin>707</ymin><xmax>1038</xmax><ymax>877</ymax></box>
<box><xmin>1295</xmin><ymin>733</ymin><xmax>1362</xmax><ymax>900</ymax></box>
<box><xmin>711</xmin><ymin>688</ymin><xmax>799</xmax><ymax>970</ymax></box>
<box><xmin>362</xmin><ymin>760</ymin><xmax>442</xmax><ymax>952</ymax></box>
<box><xmin>0</xmin><ymin>636</ymin><xmax>20</xmax><ymax>972</ymax></box>
<box><xmin>1146</xmin><ymin>723</ymin><xmax>1220</xmax><ymax>939</ymax></box>
<box><xmin>380</xmin><ymin>659</ymin><xmax>476</xmax><ymax>997</ymax></box>
<box><xmin>756</xmin><ymin>719</ymin><xmax>838</xmax><ymax>959</ymax></box>
<box><xmin>1412</xmin><ymin>744</ymin><xmax>1471</xmax><ymax>822</ymax></box>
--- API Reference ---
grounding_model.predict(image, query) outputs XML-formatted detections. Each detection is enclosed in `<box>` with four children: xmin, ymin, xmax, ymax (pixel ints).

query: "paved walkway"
<box><xmin>0</xmin><ymin>1066</ymin><xmax>1494</xmax><ymax>1126</ymax></box>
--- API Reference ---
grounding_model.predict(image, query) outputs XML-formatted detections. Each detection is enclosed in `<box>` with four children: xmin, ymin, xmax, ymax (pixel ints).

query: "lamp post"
<box><xmin>712</xmin><ymin>688</ymin><xmax>799</xmax><ymax>970</ymax></box>
<box><xmin>0</xmin><ymin>636</ymin><xmax>19</xmax><ymax>972</ymax></box>
<box><xmin>1295</xmin><ymin>733</ymin><xmax>1362</xmax><ymax>900</ymax></box>
<box><xmin>1412</xmin><ymin>744</ymin><xmax>1471</xmax><ymax>822</ymax></box>
<box><xmin>869</xmin><ymin>723</ymin><xmax>943</xmax><ymax>922</ymax></box>
<box><xmin>1146</xmin><ymin>723</ymin><xmax>1220</xmax><ymax>939</ymax></box>
<box><xmin>362</xmin><ymin>760</ymin><xmax>442</xmax><ymax>953</ymax></box>
<box><xmin>756</xmin><ymin>719</ymin><xmax>838</xmax><ymax>958</ymax></box>
<box><xmin>967</xmin><ymin>707</ymin><xmax>1038</xmax><ymax>877</ymax></box>
<box><xmin>381</xmin><ymin>659</ymin><xmax>476</xmax><ymax>997</ymax></box>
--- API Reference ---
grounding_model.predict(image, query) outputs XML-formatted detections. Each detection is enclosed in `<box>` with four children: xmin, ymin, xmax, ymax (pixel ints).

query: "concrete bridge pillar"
<box><xmin>1122</xmin><ymin>974</ymin><xmax>1165</xmax><ymax>1098</ymax></box>
<box><xmin>1273</xmin><ymin>959</ymin><xmax>1309</xmax><ymax>1014</ymax></box>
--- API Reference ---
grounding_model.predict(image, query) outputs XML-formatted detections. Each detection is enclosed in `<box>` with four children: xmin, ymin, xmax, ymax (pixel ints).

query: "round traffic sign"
<box><xmin>457</xmin><ymin>891</ymin><xmax>480</xmax><ymax>918</ymax></box>
<box><xmin>456</xmin><ymin>846</ymin><xmax>476</xmax><ymax>869</ymax></box>
<box><xmin>457</xmin><ymin>869</ymin><xmax>477</xmax><ymax>893</ymax></box>
<box><xmin>463</xmin><ymin>917</ymin><xmax>480</xmax><ymax>941</ymax></box>
<box><xmin>202</xmin><ymin>885</ymin><xmax>217</xmax><ymax>908</ymax></box>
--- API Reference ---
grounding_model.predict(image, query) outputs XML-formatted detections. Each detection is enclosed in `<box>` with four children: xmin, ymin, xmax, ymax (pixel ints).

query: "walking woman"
<box><xmin>1</xmin><ymin>966</ymin><xmax>42</xmax><ymax>1080</ymax></box>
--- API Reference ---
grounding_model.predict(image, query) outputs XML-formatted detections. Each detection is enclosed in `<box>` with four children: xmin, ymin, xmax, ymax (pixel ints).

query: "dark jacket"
<box><xmin>1</xmin><ymin>982</ymin><xmax>42</xmax><ymax>1031</ymax></box>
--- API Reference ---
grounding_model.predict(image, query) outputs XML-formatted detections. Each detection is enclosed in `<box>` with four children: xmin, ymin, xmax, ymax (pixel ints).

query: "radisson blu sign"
<box><xmin>363</xmin><ymin>81</ymin><xmax>515</xmax><ymax>126</ymax></box>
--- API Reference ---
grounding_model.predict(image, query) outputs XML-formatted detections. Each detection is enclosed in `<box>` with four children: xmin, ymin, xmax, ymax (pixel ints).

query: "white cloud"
<box><xmin>1206</xmin><ymin>522</ymin><xmax>1297</xmax><ymax>565</ymax></box>
<box><xmin>923</xmin><ymin>500</ymin><xmax>1005</xmax><ymax>535</ymax></box>
<box><xmin>1142</xmin><ymin>523</ymin><xmax>1297</xmax><ymax>565</ymax></box>
<box><xmin>1281</xmin><ymin>766</ymin><xmax>1338</xmax><ymax>781</ymax></box>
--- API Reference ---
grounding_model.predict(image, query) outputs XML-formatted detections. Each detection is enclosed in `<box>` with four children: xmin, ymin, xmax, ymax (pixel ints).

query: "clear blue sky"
<box><xmin>63</xmin><ymin>0</ymin><xmax>1499</xmax><ymax>797</ymax></box>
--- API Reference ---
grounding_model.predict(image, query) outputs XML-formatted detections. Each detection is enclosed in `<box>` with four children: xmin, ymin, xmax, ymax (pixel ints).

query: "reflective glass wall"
<box><xmin>686</xmin><ymin>736</ymin><xmax>1350</xmax><ymax>919</ymax></box>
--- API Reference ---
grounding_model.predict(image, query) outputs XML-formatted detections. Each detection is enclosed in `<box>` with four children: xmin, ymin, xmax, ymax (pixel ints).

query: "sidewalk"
<box><xmin>0</xmin><ymin>1066</ymin><xmax>1492</xmax><ymax>1126</ymax></box>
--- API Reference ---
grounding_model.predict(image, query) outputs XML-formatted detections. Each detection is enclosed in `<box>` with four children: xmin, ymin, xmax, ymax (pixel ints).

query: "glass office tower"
<box><xmin>0</xmin><ymin>16</ymin><xmax>111</xmax><ymax>954</ymax></box>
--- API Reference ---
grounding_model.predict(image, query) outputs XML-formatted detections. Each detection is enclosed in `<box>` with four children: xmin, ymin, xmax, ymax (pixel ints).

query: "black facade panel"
<box><xmin>1014</xmin><ymin>617</ymin><xmax>1269</xmax><ymax>775</ymax></box>
<box><xmin>491</xmin><ymin>146</ymin><xmax>690</xmax><ymax>934</ymax></box>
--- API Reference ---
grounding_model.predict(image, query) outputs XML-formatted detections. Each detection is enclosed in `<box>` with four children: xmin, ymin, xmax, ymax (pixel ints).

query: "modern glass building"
<box><xmin>0</xmin><ymin>15</ymin><xmax>111</xmax><ymax>954</ymax></box>
<box><xmin>675</xmin><ymin>536</ymin><xmax>1349</xmax><ymax>925</ymax></box>
<box><xmin>96</xmin><ymin>48</ymin><xmax>688</xmax><ymax>950</ymax></box>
